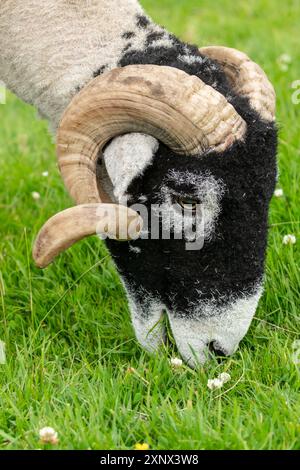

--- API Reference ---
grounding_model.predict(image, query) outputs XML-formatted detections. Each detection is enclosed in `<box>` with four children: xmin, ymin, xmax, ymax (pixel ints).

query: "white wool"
<box><xmin>103</xmin><ymin>133</ymin><xmax>159</xmax><ymax>201</ymax></box>
<box><xmin>120</xmin><ymin>272</ymin><xmax>263</xmax><ymax>368</ymax></box>
<box><xmin>0</xmin><ymin>1</ymin><xmax>164</xmax><ymax>195</ymax></box>
<box><xmin>0</xmin><ymin>0</ymin><xmax>151</xmax><ymax>129</ymax></box>
<box><xmin>179</xmin><ymin>54</ymin><xmax>204</xmax><ymax>65</ymax></box>
<box><xmin>122</xmin><ymin>282</ymin><xmax>166</xmax><ymax>353</ymax></box>
<box><xmin>167</xmin><ymin>285</ymin><xmax>263</xmax><ymax>367</ymax></box>
<box><xmin>147</xmin><ymin>37</ymin><xmax>174</xmax><ymax>49</ymax></box>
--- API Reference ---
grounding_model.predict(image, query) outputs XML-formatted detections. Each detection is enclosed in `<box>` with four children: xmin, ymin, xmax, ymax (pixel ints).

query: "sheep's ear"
<box><xmin>103</xmin><ymin>133</ymin><xmax>159</xmax><ymax>201</ymax></box>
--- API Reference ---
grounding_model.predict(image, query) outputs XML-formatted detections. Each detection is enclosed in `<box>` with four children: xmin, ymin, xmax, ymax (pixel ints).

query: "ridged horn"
<box><xmin>33</xmin><ymin>204</ymin><xmax>143</xmax><ymax>268</ymax></box>
<box><xmin>200</xmin><ymin>46</ymin><xmax>276</xmax><ymax>121</ymax></box>
<box><xmin>57</xmin><ymin>64</ymin><xmax>247</xmax><ymax>205</ymax></box>
<box><xmin>33</xmin><ymin>64</ymin><xmax>247</xmax><ymax>268</ymax></box>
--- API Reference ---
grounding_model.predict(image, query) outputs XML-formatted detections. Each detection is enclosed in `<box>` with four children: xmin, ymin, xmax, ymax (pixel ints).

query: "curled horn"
<box><xmin>57</xmin><ymin>64</ymin><xmax>247</xmax><ymax>205</ymax></box>
<box><xmin>33</xmin><ymin>204</ymin><xmax>142</xmax><ymax>268</ymax></box>
<box><xmin>200</xmin><ymin>46</ymin><xmax>276</xmax><ymax>121</ymax></box>
<box><xmin>33</xmin><ymin>64</ymin><xmax>247</xmax><ymax>267</ymax></box>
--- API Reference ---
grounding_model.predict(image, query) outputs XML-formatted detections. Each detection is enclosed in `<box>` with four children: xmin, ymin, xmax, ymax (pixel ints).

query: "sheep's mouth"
<box><xmin>208</xmin><ymin>341</ymin><xmax>228</xmax><ymax>358</ymax></box>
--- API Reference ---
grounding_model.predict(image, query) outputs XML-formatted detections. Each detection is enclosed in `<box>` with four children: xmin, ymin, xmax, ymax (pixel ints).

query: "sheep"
<box><xmin>0</xmin><ymin>0</ymin><xmax>277</xmax><ymax>367</ymax></box>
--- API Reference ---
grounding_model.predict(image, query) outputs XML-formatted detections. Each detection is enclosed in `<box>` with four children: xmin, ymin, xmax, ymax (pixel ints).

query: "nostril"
<box><xmin>208</xmin><ymin>341</ymin><xmax>227</xmax><ymax>357</ymax></box>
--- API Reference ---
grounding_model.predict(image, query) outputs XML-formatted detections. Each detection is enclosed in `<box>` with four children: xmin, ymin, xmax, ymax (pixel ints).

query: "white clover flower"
<box><xmin>218</xmin><ymin>372</ymin><xmax>231</xmax><ymax>384</ymax></box>
<box><xmin>39</xmin><ymin>427</ymin><xmax>58</xmax><ymax>445</ymax></box>
<box><xmin>0</xmin><ymin>340</ymin><xmax>6</xmax><ymax>364</ymax></box>
<box><xmin>207</xmin><ymin>372</ymin><xmax>231</xmax><ymax>390</ymax></box>
<box><xmin>32</xmin><ymin>191</ymin><xmax>41</xmax><ymax>200</ymax></box>
<box><xmin>274</xmin><ymin>188</ymin><xmax>284</xmax><ymax>197</ymax></box>
<box><xmin>277</xmin><ymin>53</ymin><xmax>292</xmax><ymax>71</ymax></box>
<box><xmin>283</xmin><ymin>234</ymin><xmax>296</xmax><ymax>245</ymax></box>
<box><xmin>42</xmin><ymin>171</ymin><xmax>49</xmax><ymax>177</ymax></box>
<box><xmin>207</xmin><ymin>378</ymin><xmax>223</xmax><ymax>390</ymax></box>
<box><xmin>278</xmin><ymin>53</ymin><xmax>292</xmax><ymax>64</ymax></box>
<box><xmin>170</xmin><ymin>357</ymin><xmax>183</xmax><ymax>368</ymax></box>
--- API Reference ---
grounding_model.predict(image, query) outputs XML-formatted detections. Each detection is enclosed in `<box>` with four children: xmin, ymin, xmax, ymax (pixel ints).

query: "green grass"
<box><xmin>0</xmin><ymin>0</ymin><xmax>299</xmax><ymax>450</ymax></box>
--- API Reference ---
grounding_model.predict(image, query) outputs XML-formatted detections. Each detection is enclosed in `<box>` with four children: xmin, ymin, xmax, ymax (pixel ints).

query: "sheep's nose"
<box><xmin>208</xmin><ymin>341</ymin><xmax>227</xmax><ymax>358</ymax></box>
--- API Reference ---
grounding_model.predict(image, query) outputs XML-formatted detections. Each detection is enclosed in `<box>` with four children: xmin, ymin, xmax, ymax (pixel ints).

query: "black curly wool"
<box><xmin>119</xmin><ymin>38</ymin><xmax>229</xmax><ymax>95</ymax></box>
<box><xmin>100</xmin><ymin>23</ymin><xmax>278</xmax><ymax>317</ymax></box>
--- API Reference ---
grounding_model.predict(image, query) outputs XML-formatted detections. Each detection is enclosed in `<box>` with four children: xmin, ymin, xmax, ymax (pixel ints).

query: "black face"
<box><xmin>106</xmin><ymin>106</ymin><xmax>277</xmax><ymax>315</ymax></box>
<box><xmin>102</xmin><ymin>26</ymin><xmax>278</xmax><ymax>317</ymax></box>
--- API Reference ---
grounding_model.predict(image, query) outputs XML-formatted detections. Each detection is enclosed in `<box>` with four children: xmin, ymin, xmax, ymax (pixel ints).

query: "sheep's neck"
<box><xmin>0</xmin><ymin>0</ymin><xmax>159</xmax><ymax>129</ymax></box>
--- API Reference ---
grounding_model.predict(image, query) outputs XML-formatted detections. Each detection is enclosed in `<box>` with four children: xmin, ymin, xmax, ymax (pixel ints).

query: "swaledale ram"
<box><xmin>0</xmin><ymin>0</ymin><xmax>277</xmax><ymax>367</ymax></box>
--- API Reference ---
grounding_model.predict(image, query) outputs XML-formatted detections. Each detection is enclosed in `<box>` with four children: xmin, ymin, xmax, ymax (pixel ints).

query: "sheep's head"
<box><xmin>33</xmin><ymin>47</ymin><xmax>277</xmax><ymax>366</ymax></box>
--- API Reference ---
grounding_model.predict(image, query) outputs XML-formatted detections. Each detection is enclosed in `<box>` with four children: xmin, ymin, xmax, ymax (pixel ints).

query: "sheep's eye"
<box><xmin>176</xmin><ymin>197</ymin><xmax>199</xmax><ymax>210</ymax></box>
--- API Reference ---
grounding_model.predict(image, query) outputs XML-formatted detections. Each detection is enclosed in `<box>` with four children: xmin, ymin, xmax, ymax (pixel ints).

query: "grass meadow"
<box><xmin>0</xmin><ymin>0</ymin><xmax>299</xmax><ymax>450</ymax></box>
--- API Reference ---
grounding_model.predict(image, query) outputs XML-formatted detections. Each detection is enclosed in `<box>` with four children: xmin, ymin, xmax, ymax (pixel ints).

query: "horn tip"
<box><xmin>32</xmin><ymin>240</ymin><xmax>53</xmax><ymax>269</ymax></box>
